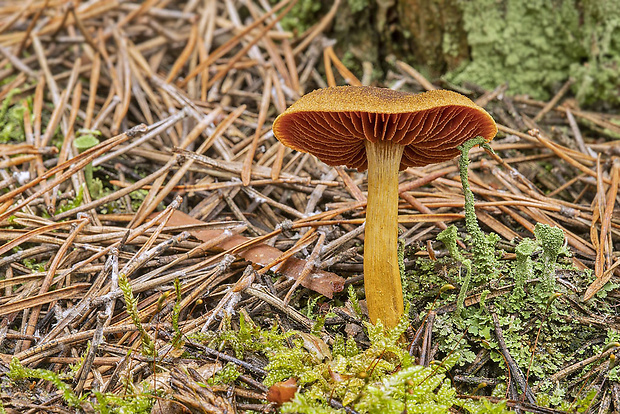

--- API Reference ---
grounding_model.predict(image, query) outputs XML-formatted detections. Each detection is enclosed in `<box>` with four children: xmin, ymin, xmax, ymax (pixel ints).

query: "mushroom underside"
<box><xmin>274</xmin><ymin>107</ymin><xmax>495</xmax><ymax>171</ymax></box>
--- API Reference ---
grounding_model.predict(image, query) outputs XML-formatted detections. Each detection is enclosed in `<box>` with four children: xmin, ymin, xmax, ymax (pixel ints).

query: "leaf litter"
<box><xmin>0</xmin><ymin>1</ymin><xmax>619</xmax><ymax>413</ymax></box>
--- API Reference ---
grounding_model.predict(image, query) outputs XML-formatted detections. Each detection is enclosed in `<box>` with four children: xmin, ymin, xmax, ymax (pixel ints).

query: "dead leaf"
<box><xmin>266</xmin><ymin>377</ymin><xmax>298</xmax><ymax>405</ymax></box>
<box><xmin>297</xmin><ymin>331</ymin><xmax>332</xmax><ymax>361</ymax></box>
<box><xmin>163</xmin><ymin>210</ymin><xmax>345</xmax><ymax>298</ymax></box>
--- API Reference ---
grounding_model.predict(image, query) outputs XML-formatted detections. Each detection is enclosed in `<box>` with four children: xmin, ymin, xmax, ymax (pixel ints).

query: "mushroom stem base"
<box><xmin>364</xmin><ymin>140</ymin><xmax>405</xmax><ymax>329</ymax></box>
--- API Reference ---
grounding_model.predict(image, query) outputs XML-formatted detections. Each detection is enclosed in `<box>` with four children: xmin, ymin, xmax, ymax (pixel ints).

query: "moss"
<box><xmin>119</xmin><ymin>273</ymin><xmax>156</xmax><ymax>357</ymax></box>
<box><xmin>8</xmin><ymin>358</ymin><xmax>82</xmax><ymax>408</ymax></box>
<box><xmin>276</xmin><ymin>319</ymin><xmax>508</xmax><ymax>413</ymax></box>
<box><xmin>450</xmin><ymin>0</ymin><xmax>620</xmax><ymax>105</ymax></box>
<box><xmin>0</xmin><ymin>90</ymin><xmax>25</xmax><ymax>143</ymax></box>
<box><xmin>75</xmin><ymin>131</ymin><xmax>103</xmax><ymax>199</ymax></box>
<box><xmin>403</xmin><ymin>139</ymin><xmax>609</xmax><ymax>409</ymax></box>
<box><xmin>208</xmin><ymin>362</ymin><xmax>242</xmax><ymax>385</ymax></box>
<box><xmin>199</xmin><ymin>311</ymin><xmax>506</xmax><ymax>412</ymax></box>
<box><xmin>272</xmin><ymin>0</ymin><xmax>325</xmax><ymax>34</ymax></box>
<box><xmin>347</xmin><ymin>0</ymin><xmax>370</xmax><ymax>14</ymax></box>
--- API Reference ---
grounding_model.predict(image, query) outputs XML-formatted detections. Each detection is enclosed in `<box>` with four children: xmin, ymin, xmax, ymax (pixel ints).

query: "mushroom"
<box><xmin>272</xmin><ymin>86</ymin><xmax>497</xmax><ymax>329</ymax></box>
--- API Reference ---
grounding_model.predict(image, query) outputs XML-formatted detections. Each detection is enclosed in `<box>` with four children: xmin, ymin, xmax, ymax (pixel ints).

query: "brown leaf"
<box><xmin>151</xmin><ymin>400</ymin><xmax>191</xmax><ymax>414</ymax></box>
<box><xmin>164</xmin><ymin>211</ymin><xmax>344</xmax><ymax>298</ymax></box>
<box><xmin>266</xmin><ymin>377</ymin><xmax>298</xmax><ymax>405</ymax></box>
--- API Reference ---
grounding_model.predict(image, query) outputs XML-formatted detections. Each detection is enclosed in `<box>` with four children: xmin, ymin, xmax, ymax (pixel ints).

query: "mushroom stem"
<box><xmin>364</xmin><ymin>140</ymin><xmax>405</xmax><ymax>329</ymax></box>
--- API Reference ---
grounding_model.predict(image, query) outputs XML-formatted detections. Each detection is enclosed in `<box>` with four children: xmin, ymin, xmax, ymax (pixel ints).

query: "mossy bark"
<box><xmin>326</xmin><ymin>0</ymin><xmax>468</xmax><ymax>79</ymax></box>
<box><xmin>286</xmin><ymin>0</ymin><xmax>620</xmax><ymax>105</ymax></box>
<box><xmin>396</xmin><ymin>0</ymin><xmax>470</xmax><ymax>76</ymax></box>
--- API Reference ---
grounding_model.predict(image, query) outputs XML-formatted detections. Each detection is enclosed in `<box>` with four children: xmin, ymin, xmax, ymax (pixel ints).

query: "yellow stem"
<box><xmin>364</xmin><ymin>140</ymin><xmax>404</xmax><ymax>329</ymax></box>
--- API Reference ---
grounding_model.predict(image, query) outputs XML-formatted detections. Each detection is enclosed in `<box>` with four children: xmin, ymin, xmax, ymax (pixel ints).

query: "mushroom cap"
<box><xmin>272</xmin><ymin>86</ymin><xmax>497</xmax><ymax>171</ymax></box>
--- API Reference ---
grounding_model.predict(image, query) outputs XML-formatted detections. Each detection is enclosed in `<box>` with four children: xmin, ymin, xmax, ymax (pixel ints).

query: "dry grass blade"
<box><xmin>584</xmin><ymin>159</ymin><xmax>620</xmax><ymax>300</ymax></box>
<box><xmin>0</xmin><ymin>283</ymin><xmax>91</xmax><ymax>317</ymax></box>
<box><xmin>242</xmin><ymin>67</ymin><xmax>272</xmax><ymax>185</ymax></box>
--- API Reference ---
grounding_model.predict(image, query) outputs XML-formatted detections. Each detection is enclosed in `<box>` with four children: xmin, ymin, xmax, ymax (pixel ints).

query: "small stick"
<box><xmin>283</xmin><ymin>231</ymin><xmax>326</xmax><ymax>304</ymax></box>
<box><xmin>395</xmin><ymin>60</ymin><xmax>436</xmax><ymax>91</ymax></box>
<box><xmin>242</xmin><ymin>66</ymin><xmax>272</xmax><ymax>185</ymax></box>
<box><xmin>165</xmin><ymin>19</ymin><xmax>198</xmax><ymax>83</ymax></box>
<box><xmin>323</xmin><ymin>46</ymin><xmax>336</xmax><ymax>87</ymax></box>
<box><xmin>335</xmin><ymin>166</ymin><xmax>366</xmax><ymax>202</ymax></box>
<box><xmin>179</xmin><ymin>0</ymin><xmax>292</xmax><ymax>88</ymax></box>
<box><xmin>565</xmin><ymin>108</ymin><xmax>594</xmax><ymax>157</ymax></box>
<box><xmin>83</xmin><ymin>52</ymin><xmax>101</xmax><ymax>129</ymax></box>
<box><xmin>270</xmin><ymin>143</ymin><xmax>287</xmax><ymax>180</ymax></box>
<box><xmin>0</xmin><ymin>44</ymin><xmax>37</xmax><ymax>78</ymax></box>
<box><xmin>282</xmin><ymin>39</ymin><xmax>300</xmax><ymax>95</ymax></box>
<box><xmin>491</xmin><ymin>312</ymin><xmax>536</xmax><ymax>404</ymax></box>
<box><xmin>111</xmin><ymin>32</ymin><xmax>131</xmax><ymax>135</ymax></box>
<box><xmin>533</xmin><ymin>78</ymin><xmax>573</xmax><ymax>122</ymax></box>
<box><xmin>51</xmin><ymin>81</ymin><xmax>82</xmax><ymax>211</ymax></box>
<box><xmin>419</xmin><ymin>311</ymin><xmax>435</xmax><ymax>366</ymax></box>
<box><xmin>74</xmin><ymin>311</ymin><xmax>106</xmax><ymax>395</ymax></box>
<box><xmin>474</xmin><ymin>83</ymin><xmax>508</xmax><ymax>107</ymax></box>
<box><xmin>70</xmin><ymin>2</ymin><xmax>105</xmax><ymax>56</ymax></box>
<box><xmin>292</xmin><ymin>0</ymin><xmax>342</xmax><ymax>55</ymax></box>
<box><xmin>584</xmin><ymin>160</ymin><xmax>620</xmax><ymax>300</ymax></box>
<box><xmin>31</xmin><ymin>34</ymin><xmax>59</xmax><ymax>103</ymax></box>
<box><xmin>15</xmin><ymin>0</ymin><xmax>48</xmax><ymax>55</ymax></box>
<box><xmin>325</xmin><ymin>45</ymin><xmax>361</xmax><ymax>86</ymax></box>
<box><xmin>21</xmin><ymin>216</ymin><xmax>90</xmax><ymax>351</ymax></box>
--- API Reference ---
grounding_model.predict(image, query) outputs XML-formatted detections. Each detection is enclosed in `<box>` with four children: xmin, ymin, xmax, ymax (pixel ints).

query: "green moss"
<box><xmin>450</xmin><ymin>0</ymin><xmax>620</xmax><ymax>105</ymax></box>
<box><xmin>9</xmin><ymin>358</ymin><xmax>83</xmax><ymax>407</ymax></box>
<box><xmin>347</xmin><ymin>0</ymin><xmax>369</xmax><ymax>14</ymax></box>
<box><xmin>92</xmin><ymin>391</ymin><xmax>154</xmax><ymax>414</ymax></box>
<box><xmin>0</xmin><ymin>90</ymin><xmax>25</xmax><ymax>143</ymax></box>
<box><xmin>272</xmin><ymin>0</ymin><xmax>325</xmax><ymax>34</ymax></box>
<box><xmin>198</xmin><ymin>311</ymin><xmax>505</xmax><ymax>413</ymax></box>
<box><xmin>119</xmin><ymin>273</ymin><xmax>156</xmax><ymax>357</ymax></box>
<box><xmin>276</xmin><ymin>318</ymin><xmax>507</xmax><ymax>413</ymax></box>
<box><xmin>208</xmin><ymin>362</ymin><xmax>242</xmax><ymax>385</ymax></box>
<box><xmin>56</xmin><ymin>185</ymin><xmax>84</xmax><ymax>214</ymax></box>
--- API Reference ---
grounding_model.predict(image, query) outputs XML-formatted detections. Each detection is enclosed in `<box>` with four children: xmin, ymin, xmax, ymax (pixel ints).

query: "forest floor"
<box><xmin>1</xmin><ymin>1</ymin><xmax>620</xmax><ymax>413</ymax></box>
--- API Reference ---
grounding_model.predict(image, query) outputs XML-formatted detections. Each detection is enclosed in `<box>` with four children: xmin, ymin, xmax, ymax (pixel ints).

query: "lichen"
<box><xmin>399</xmin><ymin>137</ymin><xmax>609</xmax><ymax>410</ymax></box>
<box><xmin>457</xmin><ymin>138</ymin><xmax>500</xmax><ymax>280</ymax></box>
<box><xmin>510</xmin><ymin>238</ymin><xmax>537</xmax><ymax>305</ymax></box>
<box><xmin>451</xmin><ymin>0</ymin><xmax>620</xmax><ymax>105</ymax></box>
<box><xmin>533</xmin><ymin>223</ymin><xmax>565</xmax><ymax>293</ymax></box>
<box><xmin>437</xmin><ymin>225</ymin><xmax>472</xmax><ymax>315</ymax></box>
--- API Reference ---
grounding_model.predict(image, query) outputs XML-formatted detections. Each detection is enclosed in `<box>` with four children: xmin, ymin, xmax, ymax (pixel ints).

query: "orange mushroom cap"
<box><xmin>272</xmin><ymin>86</ymin><xmax>498</xmax><ymax>171</ymax></box>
